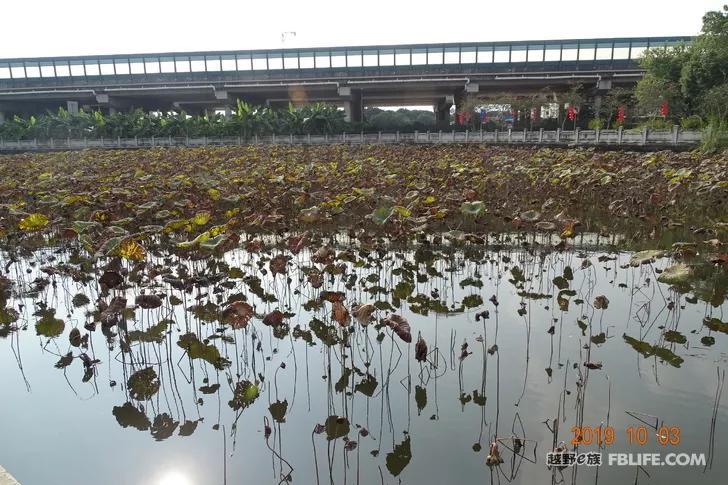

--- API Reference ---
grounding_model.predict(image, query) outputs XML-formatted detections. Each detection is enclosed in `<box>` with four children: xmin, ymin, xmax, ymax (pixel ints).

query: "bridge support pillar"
<box><xmin>339</xmin><ymin>86</ymin><xmax>362</xmax><ymax>124</ymax></box>
<box><xmin>593</xmin><ymin>95</ymin><xmax>603</xmax><ymax>119</ymax></box>
<box><xmin>435</xmin><ymin>95</ymin><xmax>454</xmax><ymax>129</ymax></box>
<box><xmin>66</xmin><ymin>100</ymin><xmax>79</xmax><ymax>114</ymax></box>
<box><xmin>0</xmin><ymin>111</ymin><xmax>5</xmax><ymax>125</ymax></box>
<box><xmin>593</xmin><ymin>76</ymin><xmax>612</xmax><ymax>119</ymax></box>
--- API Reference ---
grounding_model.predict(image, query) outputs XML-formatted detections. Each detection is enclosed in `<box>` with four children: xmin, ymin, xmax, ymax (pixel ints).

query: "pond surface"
<box><xmin>1</xmin><ymin>232</ymin><xmax>727</xmax><ymax>485</ymax></box>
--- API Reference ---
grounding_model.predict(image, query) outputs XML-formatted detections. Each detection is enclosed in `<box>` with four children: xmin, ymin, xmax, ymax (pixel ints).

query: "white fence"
<box><xmin>0</xmin><ymin>127</ymin><xmax>702</xmax><ymax>151</ymax></box>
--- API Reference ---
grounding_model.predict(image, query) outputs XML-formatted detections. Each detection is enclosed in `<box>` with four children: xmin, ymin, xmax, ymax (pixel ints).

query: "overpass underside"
<box><xmin>0</xmin><ymin>36</ymin><xmax>690</xmax><ymax>124</ymax></box>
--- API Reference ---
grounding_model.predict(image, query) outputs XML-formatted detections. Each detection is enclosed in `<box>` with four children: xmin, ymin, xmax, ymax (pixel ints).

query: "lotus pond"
<box><xmin>0</xmin><ymin>146</ymin><xmax>727</xmax><ymax>485</ymax></box>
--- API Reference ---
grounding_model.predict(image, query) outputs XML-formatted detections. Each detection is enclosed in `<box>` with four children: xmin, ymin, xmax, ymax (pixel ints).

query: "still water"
<box><xmin>1</xmin><ymin>232</ymin><xmax>726</xmax><ymax>485</ymax></box>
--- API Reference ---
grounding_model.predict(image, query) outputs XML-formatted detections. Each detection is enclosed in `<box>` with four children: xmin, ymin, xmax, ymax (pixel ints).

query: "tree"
<box><xmin>602</xmin><ymin>87</ymin><xmax>635</xmax><ymax>128</ymax></box>
<box><xmin>701</xmin><ymin>84</ymin><xmax>728</xmax><ymax>121</ymax></box>
<box><xmin>635</xmin><ymin>5</ymin><xmax>728</xmax><ymax>120</ymax></box>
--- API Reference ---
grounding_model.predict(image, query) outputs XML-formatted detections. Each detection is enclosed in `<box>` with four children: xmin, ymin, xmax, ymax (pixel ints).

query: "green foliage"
<box><xmin>602</xmin><ymin>87</ymin><xmax>635</xmax><ymax>127</ymax></box>
<box><xmin>700</xmin><ymin>118</ymin><xmax>728</xmax><ymax>152</ymax></box>
<box><xmin>636</xmin><ymin>5</ymin><xmax>728</xmax><ymax>120</ymax></box>
<box><xmin>701</xmin><ymin>84</ymin><xmax>728</xmax><ymax>121</ymax></box>
<box><xmin>587</xmin><ymin>118</ymin><xmax>604</xmax><ymax>129</ymax></box>
<box><xmin>0</xmin><ymin>102</ymin><xmax>348</xmax><ymax>141</ymax></box>
<box><xmin>639</xmin><ymin>118</ymin><xmax>674</xmax><ymax>130</ymax></box>
<box><xmin>363</xmin><ymin>107</ymin><xmax>435</xmax><ymax>131</ymax></box>
<box><xmin>635</xmin><ymin>73</ymin><xmax>683</xmax><ymax>118</ymax></box>
<box><xmin>680</xmin><ymin>115</ymin><xmax>704</xmax><ymax>129</ymax></box>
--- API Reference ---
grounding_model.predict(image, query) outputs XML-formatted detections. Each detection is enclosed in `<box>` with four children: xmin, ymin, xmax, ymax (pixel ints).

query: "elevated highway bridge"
<box><xmin>0</xmin><ymin>36</ymin><xmax>690</xmax><ymax>123</ymax></box>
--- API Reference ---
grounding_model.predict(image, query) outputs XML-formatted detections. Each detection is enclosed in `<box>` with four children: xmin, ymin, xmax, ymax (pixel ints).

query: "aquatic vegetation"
<box><xmin>0</xmin><ymin>145</ymin><xmax>727</xmax><ymax>484</ymax></box>
<box><xmin>0</xmin><ymin>145</ymin><xmax>726</xmax><ymax>250</ymax></box>
<box><xmin>0</xmin><ymin>227</ymin><xmax>726</xmax><ymax>483</ymax></box>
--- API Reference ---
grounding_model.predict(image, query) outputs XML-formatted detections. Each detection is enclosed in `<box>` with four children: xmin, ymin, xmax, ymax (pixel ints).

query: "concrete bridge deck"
<box><xmin>0</xmin><ymin>37</ymin><xmax>691</xmax><ymax>122</ymax></box>
<box><xmin>0</xmin><ymin>37</ymin><xmax>691</xmax><ymax>123</ymax></box>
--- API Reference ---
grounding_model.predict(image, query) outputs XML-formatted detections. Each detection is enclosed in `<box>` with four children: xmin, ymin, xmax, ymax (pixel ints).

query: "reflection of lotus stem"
<box><xmin>263</xmin><ymin>416</ymin><xmax>294</xmax><ymax>484</ymax></box>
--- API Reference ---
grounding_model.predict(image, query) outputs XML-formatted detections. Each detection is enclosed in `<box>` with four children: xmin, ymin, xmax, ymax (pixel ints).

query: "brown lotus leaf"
<box><xmin>415</xmin><ymin>334</ymin><xmax>428</xmax><ymax>362</ymax></box>
<box><xmin>593</xmin><ymin>295</ymin><xmax>609</xmax><ymax>310</ymax></box>
<box><xmin>312</xmin><ymin>246</ymin><xmax>336</xmax><ymax>264</ymax></box>
<box><xmin>307</xmin><ymin>270</ymin><xmax>324</xmax><ymax>289</ymax></box>
<box><xmin>352</xmin><ymin>303</ymin><xmax>375</xmax><ymax>325</ymax></box>
<box><xmin>69</xmin><ymin>327</ymin><xmax>82</xmax><ymax>347</ymax></box>
<box><xmin>263</xmin><ymin>309</ymin><xmax>285</xmax><ymax>327</ymax></box>
<box><xmin>385</xmin><ymin>314</ymin><xmax>412</xmax><ymax>343</ymax></box>
<box><xmin>223</xmin><ymin>301</ymin><xmax>254</xmax><ymax>329</ymax></box>
<box><xmin>332</xmin><ymin>301</ymin><xmax>351</xmax><ymax>326</ymax></box>
<box><xmin>270</xmin><ymin>254</ymin><xmax>288</xmax><ymax>276</ymax></box>
<box><xmin>100</xmin><ymin>270</ymin><xmax>123</xmax><ymax>289</ymax></box>
<box><xmin>245</xmin><ymin>239</ymin><xmax>263</xmax><ymax>253</ymax></box>
<box><xmin>100</xmin><ymin>296</ymin><xmax>127</xmax><ymax>326</ymax></box>
<box><xmin>320</xmin><ymin>291</ymin><xmax>346</xmax><ymax>303</ymax></box>
<box><xmin>136</xmin><ymin>294</ymin><xmax>163</xmax><ymax>309</ymax></box>
<box><xmin>216</xmin><ymin>232</ymin><xmax>240</xmax><ymax>253</ymax></box>
<box><xmin>287</xmin><ymin>231</ymin><xmax>310</xmax><ymax>254</ymax></box>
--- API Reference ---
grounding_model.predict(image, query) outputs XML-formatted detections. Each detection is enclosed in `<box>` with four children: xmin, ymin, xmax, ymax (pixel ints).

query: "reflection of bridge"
<box><xmin>0</xmin><ymin>36</ymin><xmax>690</xmax><ymax>124</ymax></box>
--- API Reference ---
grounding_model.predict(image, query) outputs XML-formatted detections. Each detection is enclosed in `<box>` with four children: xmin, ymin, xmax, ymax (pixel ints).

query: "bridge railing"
<box><xmin>0</xmin><ymin>128</ymin><xmax>702</xmax><ymax>151</ymax></box>
<box><xmin>0</xmin><ymin>37</ymin><xmax>692</xmax><ymax>84</ymax></box>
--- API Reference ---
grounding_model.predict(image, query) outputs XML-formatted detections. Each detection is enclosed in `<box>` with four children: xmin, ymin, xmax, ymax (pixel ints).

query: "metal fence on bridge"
<box><xmin>0</xmin><ymin>37</ymin><xmax>691</xmax><ymax>85</ymax></box>
<box><xmin>0</xmin><ymin>128</ymin><xmax>702</xmax><ymax>152</ymax></box>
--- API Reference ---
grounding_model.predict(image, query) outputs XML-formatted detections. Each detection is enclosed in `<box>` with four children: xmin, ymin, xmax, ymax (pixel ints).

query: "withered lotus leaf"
<box><xmin>415</xmin><ymin>334</ymin><xmax>428</xmax><ymax>362</ymax></box>
<box><xmin>352</xmin><ymin>303</ymin><xmax>375</xmax><ymax>325</ymax></box>
<box><xmin>269</xmin><ymin>254</ymin><xmax>288</xmax><ymax>276</ymax></box>
<box><xmin>263</xmin><ymin>310</ymin><xmax>285</xmax><ymax>327</ymax></box>
<box><xmin>385</xmin><ymin>314</ymin><xmax>412</xmax><ymax>343</ymax></box>
<box><xmin>135</xmin><ymin>294</ymin><xmax>163</xmax><ymax>309</ymax></box>
<box><xmin>223</xmin><ymin>301</ymin><xmax>254</xmax><ymax>329</ymax></box>
<box><xmin>332</xmin><ymin>301</ymin><xmax>351</xmax><ymax>326</ymax></box>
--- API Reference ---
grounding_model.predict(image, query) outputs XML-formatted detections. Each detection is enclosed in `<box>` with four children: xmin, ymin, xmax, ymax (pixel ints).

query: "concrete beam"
<box><xmin>597</xmin><ymin>78</ymin><xmax>613</xmax><ymax>91</ymax></box>
<box><xmin>95</xmin><ymin>94</ymin><xmax>138</xmax><ymax>114</ymax></box>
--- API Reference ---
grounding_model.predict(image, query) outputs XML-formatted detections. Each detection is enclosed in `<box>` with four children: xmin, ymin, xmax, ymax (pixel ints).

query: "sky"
<box><xmin>1</xmin><ymin>0</ymin><xmax>725</xmax><ymax>58</ymax></box>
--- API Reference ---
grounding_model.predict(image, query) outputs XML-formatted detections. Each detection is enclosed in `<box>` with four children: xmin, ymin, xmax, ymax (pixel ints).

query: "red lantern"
<box><xmin>567</xmin><ymin>105</ymin><xmax>577</xmax><ymax>121</ymax></box>
<box><xmin>616</xmin><ymin>105</ymin><xmax>626</xmax><ymax>123</ymax></box>
<box><xmin>659</xmin><ymin>100</ymin><xmax>669</xmax><ymax>117</ymax></box>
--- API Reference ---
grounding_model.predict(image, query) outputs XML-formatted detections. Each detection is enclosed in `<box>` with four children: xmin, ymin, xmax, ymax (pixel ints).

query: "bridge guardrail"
<box><xmin>0</xmin><ymin>128</ymin><xmax>702</xmax><ymax>152</ymax></box>
<box><xmin>0</xmin><ymin>36</ymin><xmax>692</xmax><ymax>85</ymax></box>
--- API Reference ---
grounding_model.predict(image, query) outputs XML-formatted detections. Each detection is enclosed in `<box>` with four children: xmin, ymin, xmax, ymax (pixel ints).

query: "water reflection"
<box><xmin>0</xmin><ymin>231</ymin><xmax>727</xmax><ymax>484</ymax></box>
<box><xmin>156</xmin><ymin>470</ymin><xmax>193</xmax><ymax>485</ymax></box>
